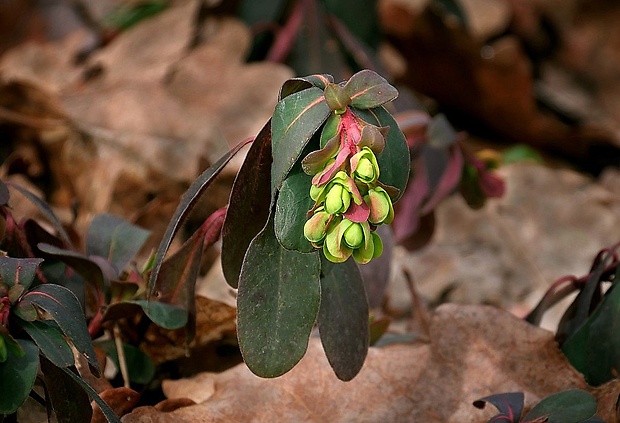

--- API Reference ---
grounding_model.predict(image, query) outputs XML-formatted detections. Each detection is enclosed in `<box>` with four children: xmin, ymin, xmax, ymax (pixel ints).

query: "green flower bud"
<box><xmin>324</xmin><ymin>218</ymin><xmax>353</xmax><ymax>263</ymax></box>
<box><xmin>343</xmin><ymin>222</ymin><xmax>364</xmax><ymax>249</ymax></box>
<box><xmin>365</xmin><ymin>187</ymin><xmax>394</xmax><ymax>225</ymax></box>
<box><xmin>303</xmin><ymin>209</ymin><xmax>331</xmax><ymax>244</ymax></box>
<box><xmin>325</xmin><ymin>184</ymin><xmax>351</xmax><ymax>215</ymax></box>
<box><xmin>324</xmin><ymin>83</ymin><xmax>352</xmax><ymax>114</ymax></box>
<box><xmin>371</xmin><ymin>232</ymin><xmax>383</xmax><ymax>258</ymax></box>
<box><xmin>351</xmin><ymin>147</ymin><xmax>380</xmax><ymax>184</ymax></box>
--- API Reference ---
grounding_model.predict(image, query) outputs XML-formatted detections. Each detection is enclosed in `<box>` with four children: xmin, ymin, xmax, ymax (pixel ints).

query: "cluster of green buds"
<box><xmin>301</xmin><ymin>84</ymin><xmax>397</xmax><ymax>264</ymax></box>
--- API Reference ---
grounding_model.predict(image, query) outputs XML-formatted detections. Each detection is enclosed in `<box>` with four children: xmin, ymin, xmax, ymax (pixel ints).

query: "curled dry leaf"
<box><xmin>123</xmin><ymin>304</ymin><xmax>589</xmax><ymax>423</ymax></box>
<box><xmin>91</xmin><ymin>387</ymin><xmax>140</xmax><ymax>423</ymax></box>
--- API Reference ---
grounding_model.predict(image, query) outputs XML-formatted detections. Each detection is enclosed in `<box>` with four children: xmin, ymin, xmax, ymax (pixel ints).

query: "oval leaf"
<box><xmin>523</xmin><ymin>389</ymin><xmax>598</xmax><ymax>423</ymax></box>
<box><xmin>41</xmin><ymin>358</ymin><xmax>92</xmax><ymax>423</ymax></box>
<box><xmin>271</xmin><ymin>86</ymin><xmax>331</xmax><ymax>194</ymax></box>
<box><xmin>344</xmin><ymin>70</ymin><xmax>398</xmax><ymax>109</ymax></box>
<box><xmin>96</xmin><ymin>340</ymin><xmax>155</xmax><ymax>384</ymax></box>
<box><xmin>237</xmin><ymin>216</ymin><xmax>320</xmax><ymax>378</ymax></box>
<box><xmin>0</xmin><ymin>339</ymin><xmax>38</xmax><ymax>414</ymax></box>
<box><xmin>18</xmin><ymin>283</ymin><xmax>100</xmax><ymax>376</ymax></box>
<box><xmin>318</xmin><ymin>257</ymin><xmax>369</xmax><ymax>381</ymax></box>
<box><xmin>131</xmin><ymin>300</ymin><xmax>188</xmax><ymax>330</ymax></box>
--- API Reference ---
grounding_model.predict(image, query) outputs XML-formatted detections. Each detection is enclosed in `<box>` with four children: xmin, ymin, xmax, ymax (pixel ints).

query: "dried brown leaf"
<box><xmin>123</xmin><ymin>304</ymin><xmax>588</xmax><ymax>423</ymax></box>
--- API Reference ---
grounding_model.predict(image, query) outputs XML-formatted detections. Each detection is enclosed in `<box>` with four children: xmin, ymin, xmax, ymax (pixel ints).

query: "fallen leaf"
<box><xmin>123</xmin><ymin>304</ymin><xmax>589</xmax><ymax>423</ymax></box>
<box><xmin>91</xmin><ymin>387</ymin><xmax>140</xmax><ymax>423</ymax></box>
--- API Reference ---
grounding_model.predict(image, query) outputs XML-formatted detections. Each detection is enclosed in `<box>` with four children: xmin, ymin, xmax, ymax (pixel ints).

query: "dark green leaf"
<box><xmin>271</xmin><ymin>87</ymin><xmax>331</xmax><ymax>194</ymax></box>
<box><xmin>60</xmin><ymin>366</ymin><xmax>121</xmax><ymax>423</ymax></box>
<box><xmin>344</xmin><ymin>70</ymin><xmax>398</xmax><ymax>109</ymax></box>
<box><xmin>352</xmin><ymin>107</ymin><xmax>410</xmax><ymax>200</ymax></box>
<box><xmin>0</xmin><ymin>339</ymin><xmax>38</xmax><ymax>414</ymax></box>
<box><xmin>41</xmin><ymin>358</ymin><xmax>92</xmax><ymax>423</ymax></box>
<box><xmin>323</xmin><ymin>0</ymin><xmax>381</xmax><ymax>50</ymax></box>
<box><xmin>96</xmin><ymin>340</ymin><xmax>155</xmax><ymax>384</ymax></box>
<box><xmin>86</xmin><ymin>214</ymin><xmax>150</xmax><ymax>275</ymax></box>
<box><xmin>6</xmin><ymin>182</ymin><xmax>72</xmax><ymax>247</ymax></box>
<box><xmin>280</xmin><ymin>74</ymin><xmax>334</xmax><ymax>100</ymax></box>
<box><xmin>18</xmin><ymin>284</ymin><xmax>100</xmax><ymax>377</ymax></box>
<box><xmin>222</xmin><ymin>122</ymin><xmax>273</xmax><ymax>289</ymax></box>
<box><xmin>274</xmin><ymin>162</ymin><xmax>315</xmax><ymax>253</ymax></box>
<box><xmin>237</xmin><ymin>216</ymin><xmax>320</xmax><ymax>377</ymax></box>
<box><xmin>318</xmin><ymin>258</ymin><xmax>369</xmax><ymax>381</ymax></box>
<box><xmin>427</xmin><ymin>113</ymin><xmax>458</xmax><ymax>148</ymax></box>
<box><xmin>523</xmin><ymin>389</ymin><xmax>598</xmax><ymax>423</ymax></box>
<box><xmin>148</xmin><ymin>138</ymin><xmax>251</xmax><ymax>299</ymax></box>
<box><xmin>130</xmin><ymin>300</ymin><xmax>187</xmax><ymax>330</ymax></box>
<box><xmin>38</xmin><ymin>243</ymin><xmax>108</xmax><ymax>290</ymax></box>
<box><xmin>20</xmin><ymin>320</ymin><xmax>74</xmax><ymax>368</ymax></box>
<box><xmin>563</xmin><ymin>283</ymin><xmax>620</xmax><ymax>385</ymax></box>
<box><xmin>0</xmin><ymin>256</ymin><xmax>43</xmax><ymax>290</ymax></box>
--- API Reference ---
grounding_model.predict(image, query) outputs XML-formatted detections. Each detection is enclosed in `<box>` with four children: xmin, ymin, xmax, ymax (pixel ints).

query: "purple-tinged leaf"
<box><xmin>0</xmin><ymin>256</ymin><xmax>43</xmax><ymax>290</ymax></box>
<box><xmin>343</xmin><ymin>200</ymin><xmax>370</xmax><ymax>223</ymax></box>
<box><xmin>59</xmin><ymin>365</ymin><xmax>121</xmax><ymax>423</ymax></box>
<box><xmin>280</xmin><ymin>74</ymin><xmax>334</xmax><ymax>100</ymax></box>
<box><xmin>271</xmin><ymin>86</ymin><xmax>331</xmax><ymax>193</ymax></box>
<box><xmin>38</xmin><ymin>243</ymin><xmax>110</xmax><ymax>292</ymax></box>
<box><xmin>221</xmin><ymin>122</ymin><xmax>273</xmax><ymax>289</ymax></box>
<box><xmin>473</xmin><ymin>392</ymin><xmax>524</xmax><ymax>423</ymax></box>
<box><xmin>86</xmin><ymin>214</ymin><xmax>150</xmax><ymax>276</ymax></box>
<box><xmin>392</xmin><ymin>158</ymin><xmax>428</xmax><ymax>245</ymax></box>
<box><xmin>345</xmin><ymin>70</ymin><xmax>398</xmax><ymax>109</ymax></box>
<box><xmin>6</xmin><ymin>181</ymin><xmax>72</xmax><ymax>247</ymax></box>
<box><xmin>41</xmin><ymin>358</ymin><xmax>92</xmax><ymax>423</ymax></box>
<box><xmin>318</xmin><ymin>257</ymin><xmax>369</xmax><ymax>381</ymax></box>
<box><xmin>149</xmin><ymin>137</ymin><xmax>251</xmax><ymax>299</ymax></box>
<box><xmin>18</xmin><ymin>283</ymin><xmax>100</xmax><ymax>376</ymax></box>
<box><xmin>421</xmin><ymin>146</ymin><xmax>463</xmax><ymax>214</ymax></box>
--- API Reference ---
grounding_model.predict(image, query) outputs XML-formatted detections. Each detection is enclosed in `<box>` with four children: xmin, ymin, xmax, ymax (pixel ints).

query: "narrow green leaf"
<box><xmin>0</xmin><ymin>339</ymin><xmax>38</xmax><ymax>414</ymax></box>
<box><xmin>60</xmin><ymin>366</ymin><xmax>121</xmax><ymax>423</ymax></box>
<box><xmin>18</xmin><ymin>284</ymin><xmax>100</xmax><ymax>377</ymax></box>
<box><xmin>318</xmin><ymin>258</ymin><xmax>369</xmax><ymax>381</ymax></box>
<box><xmin>148</xmin><ymin>137</ymin><xmax>251</xmax><ymax>299</ymax></box>
<box><xmin>41</xmin><ymin>358</ymin><xmax>92</xmax><ymax>423</ymax></box>
<box><xmin>352</xmin><ymin>107</ymin><xmax>410</xmax><ymax>201</ymax></box>
<box><xmin>86</xmin><ymin>214</ymin><xmax>150</xmax><ymax>275</ymax></box>
<box><xmin>130</xmin><ymin>300</ymin><xmax>188</xmax><ymax>330</ymax></box>
<box><xmin>279</xmin><ymin>74</ymin><xmax>334</xmax><ymax>100</ymax></box>
<box><xmin>523</xmin><ymin>389</ymin><xmax>598</xmax><ymax>423</ymax></box>
<box><xmin>271</xmin><ymin>87</ymin><xmax>331</xmax><ymax>194</ymax></box>
<box><xmin>563</xmin><ymin>283</ymin><xmax>620</xmax><ymax>385</ymax></box>
<box><xmin>221</xmin><ymin>122</ymin><xmax>273</xmax><ymax>289</ymax></box>
<box><xmin>20</xmin><ymin>320</ymin><xmax>74</xmax><ymax>368</ymax></box>
<box><xmin>237</xmin><ymin>215</ymin><xmax>320</xmax><ymax>377</ymax></box>
<box><xmin>0</xmin><ymin>256</ymin><xmax>43</xmax><ymax>290</ymax></box>
<box><xmin>274</xmin><ymin>161</ymin><xmax>315</xmax><ymax>253</ymax></box>
<box><xmin>96</xmin><ymin>340</ymin><xmax>155</xmax><ymax>384</ymax></box>
<box><xmin>344</xmin><ymin>70</ymin><xmax>398</xmax><ymax>109</ymax></box>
